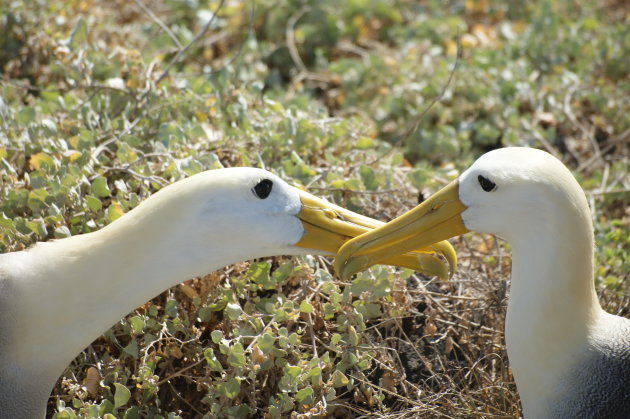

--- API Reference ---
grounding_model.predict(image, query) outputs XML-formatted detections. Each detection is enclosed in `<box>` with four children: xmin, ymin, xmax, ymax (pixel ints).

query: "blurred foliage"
<box><xmin>1</xmin><ymin>0</ymin><xmax>628</xmax><ymax>417</ymax></box>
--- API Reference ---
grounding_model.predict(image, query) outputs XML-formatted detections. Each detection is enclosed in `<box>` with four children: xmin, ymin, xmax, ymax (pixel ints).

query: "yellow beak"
<box><xmin>295</xmin><ymin>189</ymin><xmax>457</xmax><ymax>279</ymax></box>
<box><xmin>333</xmin><ymin>180</ymin><xmax>469</xmax><ymax>281</ymax></box>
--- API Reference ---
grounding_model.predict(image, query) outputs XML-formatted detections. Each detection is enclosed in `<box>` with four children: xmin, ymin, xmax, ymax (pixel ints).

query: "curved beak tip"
<box><xmin>336</xmin><ymin>242</ymin><xmax>456</xmax><ymax>282</ymax></box>
<box><xmin>332</xmin><ymin>180</ymin><xmax>466</xmax><ymax>280</ymax></box>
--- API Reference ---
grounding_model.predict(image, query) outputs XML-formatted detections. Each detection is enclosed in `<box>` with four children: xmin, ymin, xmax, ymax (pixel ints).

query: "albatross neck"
<box><xmin>504</xmin><ymin>200</ymin><xmax>602</xmax><ymax>416</ymax></box>
<box><xmin>1</xmin><ymin>191</ymin><xmax>258</xmax><ymax>416</ymax></box>
<box><xmin>11</xmin><ymin>209</ymin><xmax>250</xmax><ymax>368</ymax></box>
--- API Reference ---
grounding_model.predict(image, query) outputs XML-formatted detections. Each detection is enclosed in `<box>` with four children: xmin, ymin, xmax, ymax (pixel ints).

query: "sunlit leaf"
<box><xmin>17</xmin><ymin>107</ymin><xmax>35</xmax><ymax>124</ymax></box>
<box><xmin>225</xmin><ymin>302</ymin><xmax>243</xmax><ymax>320</ymax></box>
<box><xmin>69</xmin><ymin>16</ymin><xmax>89</xmax><ymax>50</ymax></box>
<box><xmin>29</xmin><ymin>153</ymin><xmax>55</xmax><ymax>170</ymax></box>
<box><xmin>227</xmin><ymin>343</ymin><xmax>246</xmax><ymax>367</ymax></box>
<box><xmin>332</xmin><ymin>370</ymin><xmax>349</xmax><ymax>388</ymax></box>
<box><xmin>295</xmin><ymin>386</ymin><xmax>314</xmax><ymax>404</ymax></box>
<box><xmin>107</xmin><ymin>202</ymin><xmax>125</xmax><ymax>222</ymax></box>
<box><xmin>204</xmin><ymin>348</ymin><xmax>224</xmax><ymax>372</ymax></box>
<box><xmin>91</xmin><ymin>177</ymin><xmax>111</xmax><ymax>198</ymax></box>
<box><xmin>85</xmin><ymin>195</ymin><xmax>103</xmax><ymax>212</ymax></box>
<box><xmin>113</xmin><ymin>383</ymin><xmax>131</xmax><ymax>409</ymax></box>
<box><xmin>219</xmin><ymin>378</ymin><xmax>241</xmax><ymax>399</ymax></box>
<box><xmin>299</xmin><ymin>300</ymin><xmax>313</xmax><ymax>313</ymax></box>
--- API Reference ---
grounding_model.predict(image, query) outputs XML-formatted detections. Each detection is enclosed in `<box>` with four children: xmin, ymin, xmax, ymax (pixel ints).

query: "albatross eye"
<box><xmin>253</xmin><ymin>179</ymin><xmax>273</xmax><ymax>199</ymax></box>
<box><xmin>478</xmin><ymin>175</ymin><xmax>497</xmax><ymax>192</ymax></box>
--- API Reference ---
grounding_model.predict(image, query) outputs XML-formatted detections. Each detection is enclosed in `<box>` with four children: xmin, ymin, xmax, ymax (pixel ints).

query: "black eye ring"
<box><xmin>252</xmin><ymin>179</ymin><xmax>273</xmax><ymax>199</ymax></box>
<box><xmin>478</xmin><ymin>175</ymin><xmax>497</xmax><ymax>192</ymax></box>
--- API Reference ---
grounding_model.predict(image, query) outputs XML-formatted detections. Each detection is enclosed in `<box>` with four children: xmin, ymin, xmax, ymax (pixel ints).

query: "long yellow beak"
<box><xmin>333</xmin><ymin>180</ymin><xmax>469</xmax><ymax>281</ymax></box>
<box><xmin>295</xmin><ymin>189</ymin><xmax>457</xmax><ymax>280</ymax></box>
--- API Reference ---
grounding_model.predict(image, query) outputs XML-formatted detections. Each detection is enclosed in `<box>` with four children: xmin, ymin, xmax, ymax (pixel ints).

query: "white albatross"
<box><xmin>0</xmin><ymin>167</ymin><xmax>456</xmax><ymax>418</ymax></box>
<box><xmin>335</xmin><ymin>147</ymin><xmax>630</xmax><ymax>418</ymax></box>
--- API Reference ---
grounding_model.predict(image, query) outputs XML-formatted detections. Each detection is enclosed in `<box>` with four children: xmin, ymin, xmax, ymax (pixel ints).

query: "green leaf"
<box><xmin>99</xmin><ymin>399</ymin><xmax>114</xmax><ymax>415</ymax></box>
<box><xmin>299</xmin><ymin>300</ymin><xmax>313</xmax><ymax>313</ymax></box>
<box><xmin>0</xmin><ymin>158</ymin><xmax>17</xmax><ymax>175</ymax></box>
<box><xmin>0</xmin><ymin>213</ymin><xmax>12</xmax><ymax>228</ymax></box>
<box><xmin>123</xmin><ymin>406</ymin><xmax>140</xmax><ymax>419</ymax></box>
<box><xmin>69</xmin><ymin>16</ymin><xmax>89</xmax><ymax>50</ymax></box>
<box><xmin>219</xmin><ymin>377</ymin><xmax>241</xmax><ymax>399</ymax></box>
<box><xmin>29</xmin><ymin>188</ymin><xmax>50</xmax><ymax>203</ymax></box>
<box><xmin>85</xmin><ymin>195</ymin><xmax>103</xmax><ymax>212</ymax></box>
<box><xmin>204</xmin><ymin>348</ymin><xmax>224</xmax><ymax>372</ymax></box>
<box><xmin>128</xmin><ymin>315</ymin><xmax>145</xmax><ymax>335</ymax></box>
<box><xmin>247</xmin><ymin>261</ymin><xmax>272</xmax><ymax>287</ymax></box>
<box><xmin>123</xmin><ymin>339</ymin><xmax>139</xmax><ymax>359</ymax></box>
<box><xmin>355</xmin><ymin>302</ymin><xmax>383</xmax><ymax>319</ymax></box>
<box><xmin>309</xmin><ymin>367</ymin><xmax>323</xmax><ymax>386</ymax></box>
<box><xmin>113</xmin><ymin>383</ymin><xmax>131</xmax><ymax>409</ymax></box>
<box><xmin>28</xmin><ymin>189</ymin><xmax>50</xmax><ymax>213</ymax></box>
<box><xmin>227</xmin><ymin>343</ymin><xmax>246</xmax><ymax>367</ymax></box>
<box><xmin>54</xmin><ymin>410</ymin><xmax>75</xmax><ymax>419</ymax></box>
<box><xmin>91</xmin><ymin>177</ymin><xmax>111</xmax><ymax>198</ymax></box>
<box><xmin>26</xmin><ymin>218</ymin><xmax>47</xmax><ymax>238</ymax></box>
<box><xmin>207</xmin><ymin>298</ymin><xmax>227</xmax><ymax>312</ymax></box>
<box><xmin>332</xmin><ymin>370</ymin><xmax>349</xmax><ymax>388</ymax></box>
<box><xmin>350</xmin><ymin>276</ymin><xmax>372</xmax><ymax>295</ymax></box>
<box><xmin>285</xmin><ymin>365</ymin><xmax>301</xmax><ymax>379</ymax></box>
<box><xmin>165</xmin><ymin>299</ymin><xmax>178</xmax><ymax>317</ymax></box>
<box><xmin>271</xmin><ymin>260</ymin><xmax>294</xmax><ymax>284</ymax></box>
<box><xmin>295</xmin><ymin>387</ymin><xmax>314</xmax><ymax>404</ymax></box>
<box><xmin>407</xmin><ymin>169</ymin><xmax>427</xmax><ymax>189</ymax></box>
<box><xmin>30</xmin><ymin>152</ymin><xmax>55</xmax><ymax>170</ymax></box>
<box><xmin>54</xmin><ymin>226</ymin><xmax>71</xmax><ymax>239</ymax></box>
<box><xmin>356</xmin><ymin>136</ymin><xmax>375</xmax><ymax>149</ymax></box>
<box><xmin>17</xmin><ymin>107</ymin><xmax>36</xmax><ymax>124</ymax></box>
<box><xmin>197</xmin><ymin>306</ymin><xmax>213</xmax><ymax>322</ymax></box>
<box><xmin>107</xmin><ymin>202</ymin><xmax>124</xmax><ymax>222</ymax></box>
<box><xmin>347</xmin><ymin>326</ymin><xmax>359</xmax><ymax>346</ymax></box>
<box><xmin>210</xmin><ymin>330</ymin><xmax>224</xmax><ymax>344</ymax></box>
<box><xmin>258</xmin><ymin>332</ymin><xmax>275</xmax><ymax>353</ymax></box>
<box><xmin>288</xmin><ymin>332</ymin><xmax>300</xmax><ymax>345</ymax></box>
<box><xmin>225</xmin><ymin>302</ymin><xmax>243</xmax><ymax>320</ymax></box>
<box><xmin>359</xmin><ymin>165</ymin><xmax>377</xmax><ymax>190</ymax></box>
<box><xmin>323</xmin><ymin>302</ymin><xmax>337</xmax><ymax>319</ymax></box>
<box><xmin>226</xmin><ymin>405</ymin><xmax>253</xmax><ymax>417</ymax></box>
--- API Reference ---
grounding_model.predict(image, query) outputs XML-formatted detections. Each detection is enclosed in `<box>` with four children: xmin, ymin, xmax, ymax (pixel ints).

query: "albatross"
<box><xmin>0</xmin><ymin>167</ymin><xmax>456</xmax><ymax>418</ymax></box>
<box><xmin>335</xmin><ymin>147</ymin><xmax>630</xmax><ymax>418</ymax></box>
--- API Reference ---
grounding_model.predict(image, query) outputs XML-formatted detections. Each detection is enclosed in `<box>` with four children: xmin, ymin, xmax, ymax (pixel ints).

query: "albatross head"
<box><xmin>334</xmin><ymin>147</ymin><xmax>591</xmax><ymax>279</ymax></box>
<box><xmin>457</xmin><ymin>147</ymin><xmax>590</xmax><ymax>244</ymax></box>
<box><xmin>105</xmin><ymin>167</ymin><xmax>456</xmax><ymax>279</ymax></box>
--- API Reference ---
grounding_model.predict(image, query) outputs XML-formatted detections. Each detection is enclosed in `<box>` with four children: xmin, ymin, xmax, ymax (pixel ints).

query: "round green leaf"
<box><xmin>113</xmin><ymin>383</ymin><xmax>131</xmax><ymax>409</ymax></box>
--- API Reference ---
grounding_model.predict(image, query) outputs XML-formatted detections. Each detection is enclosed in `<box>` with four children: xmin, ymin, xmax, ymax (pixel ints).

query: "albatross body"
<box><xmin>0</xmin><ymin>167</ymin><xmax>455</xmax><ymax>418</ymax></box>
<box><xmin>336</xmin><ymin>147</ymin><xmax>630</xmax><ymax>418</ymax></box>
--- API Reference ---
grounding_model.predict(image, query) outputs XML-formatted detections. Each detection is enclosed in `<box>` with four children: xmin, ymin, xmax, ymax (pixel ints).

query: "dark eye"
<box><xmin>478</xmin><ymin>175</ymin><xmax>496</xmax><ymax>192</ymax></box>
<box><xmin>252</xmin><ymin>179</ymin><xmax>273</xmax><ymax>199</ymax></box>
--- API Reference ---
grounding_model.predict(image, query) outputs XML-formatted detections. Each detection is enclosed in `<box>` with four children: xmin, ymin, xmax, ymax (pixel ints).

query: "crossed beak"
<box><xmin>332</xmin><ymin>180</ymin><xmax>470</xmax><ymax>280</ymax></box>
<box><xmin>294</xmin><ymin>189</ymin><xmax>457</xmax><ymax>279</ymax></box>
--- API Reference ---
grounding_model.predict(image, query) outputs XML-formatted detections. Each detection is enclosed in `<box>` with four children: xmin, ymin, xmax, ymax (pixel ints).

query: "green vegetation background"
<box><xmin>1</xmin><ymin>0</ymin><xmax>628</xmax><ymax>417</ymax></box>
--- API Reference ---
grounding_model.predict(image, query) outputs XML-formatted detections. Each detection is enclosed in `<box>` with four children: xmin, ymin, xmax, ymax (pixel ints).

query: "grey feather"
<box><xmin>548</xmin><ymin>315</ymin><xmax>630</xmax><ymax>419</ymax></box>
